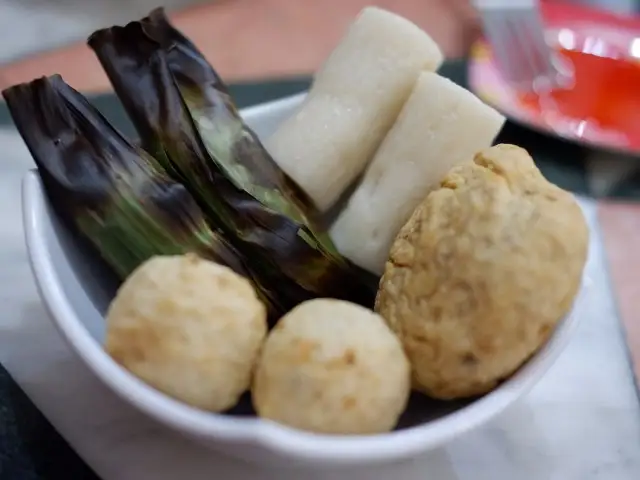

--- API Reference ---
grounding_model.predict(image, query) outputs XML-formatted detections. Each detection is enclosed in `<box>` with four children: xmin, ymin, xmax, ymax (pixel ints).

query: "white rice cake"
<box><xmin>330</xmin><ymin>71</ymin><xmax>506</xmax><ymax>275</ymax></box>
<box><xmin>265</xmin><ymin>6</ymin><xmax>444</xmax><ymax>211</ymax></box>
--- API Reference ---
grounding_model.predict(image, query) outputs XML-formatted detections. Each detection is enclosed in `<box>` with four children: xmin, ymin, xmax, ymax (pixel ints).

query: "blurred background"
<box><xmin>0</xmin><ymin>0</ymin><xmax>638</xmax><ymax>89</ymax></box>
<box><xmin>0</xmin><ymin>0</ymin><xmax>637</xmax><ymax>64</ymax></box>
<box><xmin>2</xmin><ymin>1</ymin><xmax>640</xmax><ymax>479</ymax></box>
<box><xmin>0</xmin><ymin>0</ymin><xmax>206</xmax><ymax>63</ymax></box>
<box><xmin>0</xmin><ymin>0</ymin><xmax>482</xmax><ymax>86</ymax></box>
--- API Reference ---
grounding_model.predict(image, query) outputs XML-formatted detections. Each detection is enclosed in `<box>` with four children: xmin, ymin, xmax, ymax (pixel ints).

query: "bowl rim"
<box><xmin>21</xmin><ymin>93</ymin><xmax>588</xmax><ymax>464</ymax></box>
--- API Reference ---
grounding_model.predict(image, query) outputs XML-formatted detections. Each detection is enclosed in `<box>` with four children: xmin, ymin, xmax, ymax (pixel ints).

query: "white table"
<box><xmin>1</xmin><ymin>126</ymin><xmax>640</xmax><ymax>479</ymax></box>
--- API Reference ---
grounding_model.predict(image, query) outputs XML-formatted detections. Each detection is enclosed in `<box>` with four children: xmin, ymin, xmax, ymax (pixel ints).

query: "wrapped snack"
<box><xmin>88</xmin><ymin>14</ymin><xmax>377</xmax><ymax>315</ymax></box>
<box><xmin>2</xmin><ymin>76</ymin><xmax>257</xmax><ymax>290</ymax></box>
<box><xmin>89</xmin><ymin>8</ymin><xmax>321</xmax><ymax>233</ymax></box>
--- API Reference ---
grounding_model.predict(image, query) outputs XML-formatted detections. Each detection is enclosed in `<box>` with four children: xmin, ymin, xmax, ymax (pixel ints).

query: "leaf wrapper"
<box><xmin>88</xmin><ymin>13</ymin><xmax>378</xmax><ymax>310</ymax></box>
<box><xmin>92</xmin><ymin>9</ymin><xmax>319</xmax><ymax>228</ymax></box>
<box><xmin>2</xmin><ymin>75</ymin><xmax>285</xmax><ymax>316</ymax></box>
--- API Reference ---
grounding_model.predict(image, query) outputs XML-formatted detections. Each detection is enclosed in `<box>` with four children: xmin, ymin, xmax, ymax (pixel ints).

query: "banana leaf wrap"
<box><xmin>2</xmin><ymin>75</ymin><xmax>285</xmax><ymax>316</ymax></box>
<box><xmin>92</xmin><ymin>8</ymin><xmax>323</xmax><ymax>233</ymax></box>
<box><xmin>88</xmin><ymin>18</ymin><xmax>378</xmax><ymax>309</ymax></box>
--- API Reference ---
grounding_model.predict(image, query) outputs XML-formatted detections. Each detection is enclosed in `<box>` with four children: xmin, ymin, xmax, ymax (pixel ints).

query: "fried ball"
<box><xmin>375</xmin><ymin>144</ymin><xmax>588</xmax><ymax>399</ymax></box>
<box><xmin>252</xmin><ymin>299</ymin><xmax>410</xmax><ymax>434</ymax></box>
<box><xmin>105</xmin><ymin>254</ymin><xmax>267</xmax><ymax>412</ymax></box>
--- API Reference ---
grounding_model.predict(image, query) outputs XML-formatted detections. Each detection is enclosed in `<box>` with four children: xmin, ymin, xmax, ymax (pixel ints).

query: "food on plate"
<box><xmin>330</xmin><ymin>72</ymin><xmax>506</xmax><ymax>274</ymax></box>
<box><xmin>105</xmin><ymin>254</ymin><xmax>268</xmax><ymax>412</ymax></box>
<box><xmin>265</xmin><ymin>6</ymin><xmax>444</xmax><ymax>211</ymax></box>
<box><xmin>1</xmin><ymin>75</ymin><xmax>265</xmax><ymax>295</ymax></box>
<box><xmin>87</xmin><ymin>10</ymin><xmax>378</xmax><ymax>316</ymax></box>
<box><xmin>252</xmin><ymin>299</ymin><xmax>410</xmax><ymax>434</ymax></box>
<box><xmin>6</xmin><ymin>4</ymin><xmax>587</xmax><ymax>433</ymax></box>
<box><xmin>375</xmin><ymin>145</ymin><xmax>588</xmax><ymax>399</ymax></box>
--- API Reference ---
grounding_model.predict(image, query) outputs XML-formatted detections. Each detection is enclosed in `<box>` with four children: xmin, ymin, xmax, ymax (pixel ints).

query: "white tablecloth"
<box><xmin>2</xmin><ymin>128</ymin><xmax>640</xmax><ymax>479</ymax></box>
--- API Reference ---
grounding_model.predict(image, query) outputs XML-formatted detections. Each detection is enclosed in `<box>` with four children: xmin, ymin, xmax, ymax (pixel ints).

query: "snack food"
<box><xmin>375</xmin><ymin>145</ymin><xmax>588</xmax><ymax>399</ymax></box>
<box><xmin>4</xmin><ymin>4</ymin><xmax>589</xmax><ymax>435</ymax></box>
<box><xmin>330</xmin><ymin>72</ymin><xmax>505</xmax><ymax>274</ymax></box>
<box><xmin>105</xmin><ymin>254</ymin><xmax>268</xmax><ymax>411</ymax></box>
<box><xmin>266</xmin><ymin>6</ymin><xmax>444</xmax><ymax>211</ymax></box>
<box><xmin>87</xmin><ymin>10</ymin><xmax>378</xmax><ymax>318</ymax></box>
<box><xmin>253</xmin><ymin>299</ymin><xmax>410</xmax><ymax>434</ymax></box>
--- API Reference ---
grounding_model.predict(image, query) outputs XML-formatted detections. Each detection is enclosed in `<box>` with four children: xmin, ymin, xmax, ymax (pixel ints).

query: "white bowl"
<box><xmin>21</xmin><ymin>92</ymin><xmax>588</xmax><ymax>468</ymax></box>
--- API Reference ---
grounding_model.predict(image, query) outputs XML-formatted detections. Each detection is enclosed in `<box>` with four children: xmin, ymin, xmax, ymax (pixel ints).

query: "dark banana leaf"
<box><xmin>87</xmin><ymin>17</ymin><xmax>378</xmax><ymax>309</ymax></box>
<box><xmin>89</xmin><ymin>8</ymin><xmax>324</xmax><ymax>237</ymax></box>
<box><xmin>2</xmin><ymin>75</ymin><xmax>285</xmax><ymax>316</ymax></box>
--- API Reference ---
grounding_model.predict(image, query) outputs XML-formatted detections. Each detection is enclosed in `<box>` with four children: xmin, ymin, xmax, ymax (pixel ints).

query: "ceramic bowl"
<box><xmin>21</xmin><ymin>93</ymin><xmax>588</xmax><ymax>468</ymax></box>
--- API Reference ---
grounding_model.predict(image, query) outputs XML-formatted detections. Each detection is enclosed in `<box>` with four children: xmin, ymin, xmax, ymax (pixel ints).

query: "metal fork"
<box><xmin>473</xmin><ymin>0</ymin><xmax>573</xmax><ymax>92</ymax></box>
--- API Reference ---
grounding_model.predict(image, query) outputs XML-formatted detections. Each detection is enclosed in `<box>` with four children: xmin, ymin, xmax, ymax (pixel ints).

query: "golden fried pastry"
<box><xmin>375</xmin><ymin>144</ymin><xmax>588</xmax><ymax>399</ymax></box>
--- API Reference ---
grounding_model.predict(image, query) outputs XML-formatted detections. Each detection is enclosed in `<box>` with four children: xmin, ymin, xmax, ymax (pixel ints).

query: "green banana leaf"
<box><xmin>2</xmin><ymin>75</ymin><xmax>286</xmax><ymax>316</ymax></box>
<box><xmin>87</xmin><ymin>15</ymin><xmax>378</xmax><ymax>310</ymax></box>
<box><xmin>90</xmin><ymin>8</ymin><xmax>327</xmax><ymax>238</ymax></box>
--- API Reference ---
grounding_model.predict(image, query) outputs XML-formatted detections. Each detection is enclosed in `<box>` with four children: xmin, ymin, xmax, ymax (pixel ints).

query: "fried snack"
<box><xmin>105</xmin><ymin>254</ymin><xmax>267</xmax><ymax>411</ymax></box>
<box><xmin>375</xmin><ymin>145</ymin><xmax>588</xmax><ymax>399</ymax></box>
<box><xmin>253</xmin><ymin>299</ymin><xmax>410</xmax><ymax>434</ymax></box>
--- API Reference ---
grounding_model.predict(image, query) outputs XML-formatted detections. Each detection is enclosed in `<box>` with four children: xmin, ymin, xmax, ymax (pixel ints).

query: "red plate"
<box><xmin>469</xmin><ymin>1</ymin><xmax>640</xmax><ymax>154</ymax></box>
